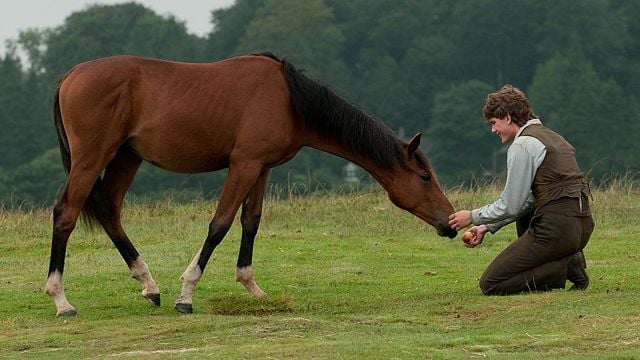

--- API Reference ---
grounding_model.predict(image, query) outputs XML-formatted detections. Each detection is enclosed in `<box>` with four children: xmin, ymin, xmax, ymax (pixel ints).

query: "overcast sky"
<box><xmin>0</xmin><ymin>0</ymin><xmax>235</xmax><ymax>55</ymax></box>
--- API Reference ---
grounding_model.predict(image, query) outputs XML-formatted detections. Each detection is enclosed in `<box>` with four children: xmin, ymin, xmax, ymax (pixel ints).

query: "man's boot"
<box><xmin>567</xmin><ymin>250</ymin><xmax>589</xmax><ymax>290</ymax></box>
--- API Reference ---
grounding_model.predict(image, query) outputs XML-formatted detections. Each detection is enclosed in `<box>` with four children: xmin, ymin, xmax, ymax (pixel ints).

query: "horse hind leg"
<box><xmin>101</xmin><ymin>149</ymin><xmax>160</xmax><ymax>306</ymax></box>
<box><xmin>47</xmin><ymin>184</ymin><xmax>79</xmax><ymax>317</ymax></box>
<box><xmin>47</xmin><ymin>164</ymin><xmax>106</xmax><ymax>317</ymax></box>
<box><xmin>236</xmin><ymin>169</ymin><xmax>270</xmax><ymax>298</ymax></box>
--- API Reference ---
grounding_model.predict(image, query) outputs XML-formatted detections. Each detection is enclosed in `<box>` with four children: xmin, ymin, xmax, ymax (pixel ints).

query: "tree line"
<box><xmin>1</xmin><ymin>0</ymin><xmax>639</xmax><ymax>207</ymax></box>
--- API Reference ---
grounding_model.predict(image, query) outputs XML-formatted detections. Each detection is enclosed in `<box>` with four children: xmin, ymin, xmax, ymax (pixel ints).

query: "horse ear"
<box><xmin>407</xmin><ymin>133</ymin><xmax>422</xmax><ymax>158</ymax></box>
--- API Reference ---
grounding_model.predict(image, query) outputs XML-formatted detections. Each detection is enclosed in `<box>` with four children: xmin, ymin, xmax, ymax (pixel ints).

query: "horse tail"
<box><xmin>53</xmin><ymin>83</ymin><xmax>71</xmax><ymax>176</ymax></box>
<box><xmin>54</xmin><ymin>77</ymin><xmax>113</xmax><ymax>230</ymax></box>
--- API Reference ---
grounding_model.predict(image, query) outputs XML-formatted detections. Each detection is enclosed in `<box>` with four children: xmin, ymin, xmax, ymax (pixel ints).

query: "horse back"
<box><xmin>58</xmin><ymin>55</ymin><xmax>302</xmax><ymax>173</ymax></box>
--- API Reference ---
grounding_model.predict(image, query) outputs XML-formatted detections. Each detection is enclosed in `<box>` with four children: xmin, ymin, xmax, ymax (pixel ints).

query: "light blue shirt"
<box><xmin>471</xmin><ymin>119</ymin><xmax>546</xmax><ymax>233</ymax></box>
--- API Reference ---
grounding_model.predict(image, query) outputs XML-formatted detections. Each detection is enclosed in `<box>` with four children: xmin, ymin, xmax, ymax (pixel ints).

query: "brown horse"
<box><xmin>47</xmin><ymin>53</ymin><xmax>457</xmax><ymax>317</ymax></box>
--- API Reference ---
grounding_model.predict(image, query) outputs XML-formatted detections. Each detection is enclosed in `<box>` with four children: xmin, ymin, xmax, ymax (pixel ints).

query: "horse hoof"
<box><xmin>175</xmin><ymin>303</ymin><xmax>193</xmax><ymax>314</ymax></box>
<box><xmin>144</xmin><ymin>293</ymin><xmax>161</xmax><ymax>306</ymax></box>
<box><xmin>57</xmin><ymin>309</ymin><xmax>77</xmax><ymax>317</ymax></box>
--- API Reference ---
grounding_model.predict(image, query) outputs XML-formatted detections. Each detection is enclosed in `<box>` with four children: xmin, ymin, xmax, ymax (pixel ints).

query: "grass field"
<box><xmin>1</xmin><ymin>185</ymin><xmax>639</xmax><ymax>359</ymax></box>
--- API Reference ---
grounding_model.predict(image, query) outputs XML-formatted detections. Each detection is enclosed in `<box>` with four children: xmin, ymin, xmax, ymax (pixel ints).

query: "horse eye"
<box><xmin>420</xmin><ymin>173</ymin><xmax>432</xmax><ymax>182</ymax></box>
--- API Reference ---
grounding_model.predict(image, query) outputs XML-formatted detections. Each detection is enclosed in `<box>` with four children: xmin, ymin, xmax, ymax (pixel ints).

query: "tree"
<box><xmin>42</xmin><ymin>3</ymin><xmax>207</xmax><ymax>80</ymax></box>
<box><xmin>536</xmin><ymin>0</ymin><xmax>627</xmax><ymax>86</ymax></box>
<box><xmin>0</xmin><ymin>51</ymin><xmax>27</xmax><ymax>169</ymax></box>
<box><xmin>446</xmin><ymin>0</ymin><xmax>544</xmax><ymax>87</ymax></box>
<box><xmin>234</xmin><ymin>0</ymin><xmax>349</xmax><ymax>86</ymax></box>
<box><xmin>1</xmin><ymin>148</ymin><xmax>66</xmax><ymax>206</ymax></box>
<box><xmin>398</xmin><ymin>35</ymin><xmax>455</xmax><ymax>134</ymax></box>
<box><xmin>206</xmin><ymin>0</ymin><xmax>267</xmax><ymax>60</ymax></box>
<box><xmin>426</xmin><ymin>80</ymin><xmax>497</xmax><ymax>185</ymax></box>
<box><xmin>528</xmin><ymin>52</ymin><xmax>628</xmax><ymax>179</ymax></box>
<box><xmin>611</xmin><ymin>0</ymin><xmax>640</xmax><ymax>94</ymax></box>
<box><xmin>16</xmin><ymin>28</ymin><xmax>51</xmax><ymax>74</ymax></box>
<box><xmin>42</xmin><ymin>3</ymin><xmax>151</xmax><ymax>78</ymax></box>
<box><xmin>125</xmin><ymin>13</ymin><xmax>206</xmax><ymax>62</ymax></box>
<box><xmin>0</xmin><ymin>51</ymin><xmax>51</xmax><ymax>170</ymax></box>
<box><xmin>354</xmin><ymin>54</ymin><xmax>415</xmax><ymax>133</ymax></box>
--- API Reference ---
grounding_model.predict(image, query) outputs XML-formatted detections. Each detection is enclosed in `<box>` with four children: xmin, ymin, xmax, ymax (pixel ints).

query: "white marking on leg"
<box><xmin>45</xmin><ymin>270</ymin><xmax>76</xmax><ymax>316</ymax></box>
<box><xmin>175</xmin><ymin>249</ymin><xmax>203</xmax><ymax>305</ymax></box>
<box><xmin>236</xmin><ymin>266</ymin><xmax>267</xmax><ymax>297</ymax></box>
<box><xmin>130</xmin><ymin>257</ymin><xmax>160</xmax><ymax>299</ymax></box>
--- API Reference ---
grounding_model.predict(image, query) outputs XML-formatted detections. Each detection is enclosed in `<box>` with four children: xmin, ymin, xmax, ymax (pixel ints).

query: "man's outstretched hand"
<box><xmin>448</xmin><ymin>210</ymin><xmax>472</xmax><ymax>231</ymax></box>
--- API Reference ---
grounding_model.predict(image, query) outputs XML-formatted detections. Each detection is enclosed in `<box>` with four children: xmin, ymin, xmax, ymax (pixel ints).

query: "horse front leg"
<box><xmin>236</xmin><ymin>169</ymin><xmax>270</xmax><ymax>297</ymax></box>
<box><xmin>175</xmin><ymin>161</ymin><xmax>263</xmax><ymax>314</ymax></box>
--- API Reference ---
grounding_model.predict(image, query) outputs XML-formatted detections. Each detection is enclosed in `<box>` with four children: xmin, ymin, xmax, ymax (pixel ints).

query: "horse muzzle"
<box><xmin>437</xmin><ymin>223</ymin><xmax>458</xmax><ymax>239</ymax></box>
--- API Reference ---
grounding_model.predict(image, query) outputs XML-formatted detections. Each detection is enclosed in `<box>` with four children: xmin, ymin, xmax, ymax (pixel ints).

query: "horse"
<box><xmin>47</xmin><ymin>53</ymin><xmax>457</xmax><ymax>317</ymax></box>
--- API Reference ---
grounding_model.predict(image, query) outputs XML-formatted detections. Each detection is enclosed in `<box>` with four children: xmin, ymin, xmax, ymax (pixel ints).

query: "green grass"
<box><xmin>1</xmin><ymin>186</ymin><xmax>639</xmax><ymax>359</ymax></box>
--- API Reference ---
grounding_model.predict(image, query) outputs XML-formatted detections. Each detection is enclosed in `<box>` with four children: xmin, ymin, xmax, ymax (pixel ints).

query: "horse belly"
<box><xmin>128</xmin><ymin>123</ymin><xmax>234</xmax><ymax>174</ymax></box>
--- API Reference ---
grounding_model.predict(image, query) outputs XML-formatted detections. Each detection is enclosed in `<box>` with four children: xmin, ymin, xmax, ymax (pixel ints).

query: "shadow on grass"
<box><xmin>207</xmin><ymin>294</ymin><xmax>295</xmax><ymax>315</ymax></box>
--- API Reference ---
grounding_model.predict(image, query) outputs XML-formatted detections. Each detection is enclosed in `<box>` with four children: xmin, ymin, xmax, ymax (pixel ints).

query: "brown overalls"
<box><xmin>479</xmin><ymin>124</ymin><xmax>595</xmax><ymax>295</ymax></box>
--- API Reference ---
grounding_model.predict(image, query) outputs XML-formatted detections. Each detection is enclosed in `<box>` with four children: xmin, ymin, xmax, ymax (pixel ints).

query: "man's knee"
<box><xmin>479</xmin><ymin>274</ymin><xmax>496</xmax><ymax>295</ymax></box>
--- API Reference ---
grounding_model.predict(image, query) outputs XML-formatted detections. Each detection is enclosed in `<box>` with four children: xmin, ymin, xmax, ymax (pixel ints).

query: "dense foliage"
<box><xmin>1</xmin><ymin>0</ymin><xmax>639</xmax><ymax>206</ymax></box>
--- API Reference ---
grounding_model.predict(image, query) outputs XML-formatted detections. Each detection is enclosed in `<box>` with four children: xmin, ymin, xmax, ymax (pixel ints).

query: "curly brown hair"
<box><xmin>483</xmin><ymin>85</ymin><xmax>538</xmax><ymax>126</ymax></box>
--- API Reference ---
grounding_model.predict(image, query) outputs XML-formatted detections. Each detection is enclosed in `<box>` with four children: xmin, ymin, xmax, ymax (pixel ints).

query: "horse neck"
<box><xmin>305</xmin><ymin>134</ymin><xmax>399</xmax><ymax>189</ymax></box>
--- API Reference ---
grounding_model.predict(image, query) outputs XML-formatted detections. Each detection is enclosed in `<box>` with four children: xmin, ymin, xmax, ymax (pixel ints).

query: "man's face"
<box><xmin>489</xmin><ymin>115</ymin><xmax>518</xmax><ymax>144</ymax></box>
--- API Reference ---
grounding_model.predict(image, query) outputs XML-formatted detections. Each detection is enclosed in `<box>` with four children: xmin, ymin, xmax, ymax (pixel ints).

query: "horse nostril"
<box><xmin>445</xmin><ymin>225</ymin><xmax>458</xmax><ymax>239</ymax></box>
<box><xmin>437</xmin><ymin>223</ymin><xmax>457</xmax><ymax>239</ymax></box>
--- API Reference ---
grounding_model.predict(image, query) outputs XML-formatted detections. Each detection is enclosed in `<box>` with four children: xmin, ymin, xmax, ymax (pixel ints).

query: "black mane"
<box><xmin>258</xmin><ymin>53</ymin><xmax>405</xmax><ymax>169</ymax></box>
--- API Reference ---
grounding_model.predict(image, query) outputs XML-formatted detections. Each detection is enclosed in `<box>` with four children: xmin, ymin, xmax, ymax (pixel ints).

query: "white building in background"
<box><xmin>343</xmin><ymin>162</ymin><xmax>359</xmax><ymax>183</ymax></box>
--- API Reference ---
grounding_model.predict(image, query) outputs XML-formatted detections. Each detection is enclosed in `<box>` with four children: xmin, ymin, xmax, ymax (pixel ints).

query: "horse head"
<box><xmin>386</xmin><ymin>133</ymin><xmax>458</xmax><ymax>239</ymax></box>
